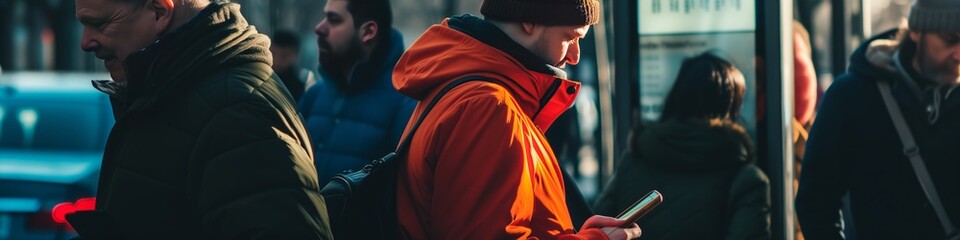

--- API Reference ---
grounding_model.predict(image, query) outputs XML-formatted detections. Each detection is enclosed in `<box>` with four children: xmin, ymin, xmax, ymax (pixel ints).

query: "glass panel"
<box><xmin>637</xmin><ymin>0</ymin><xmax>758</xmax><ymax>135</ymax></box>
<box><xmin>870</xmin><ymin>0</ymin><xmax>912</xmax><ymax>33</ymax></box>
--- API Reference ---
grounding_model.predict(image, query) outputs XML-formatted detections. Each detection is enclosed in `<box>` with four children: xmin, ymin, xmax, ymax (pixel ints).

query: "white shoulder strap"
<box><xmin>877</xmin><ymin>80</ymin><xmax>958</xmax><ymax>239</ymax></box>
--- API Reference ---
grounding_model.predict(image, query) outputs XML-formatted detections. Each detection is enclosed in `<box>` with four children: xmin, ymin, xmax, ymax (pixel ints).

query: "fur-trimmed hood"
<box><xmin>852</xmin><ymin>29</ymin><xmax>960</xmax><ymax>124</ymax></box>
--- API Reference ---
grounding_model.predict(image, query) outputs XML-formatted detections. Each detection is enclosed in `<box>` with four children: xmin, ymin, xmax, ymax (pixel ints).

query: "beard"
<box><xmin>533</xmin><ymin>36</ymin><xmax>567</xmax><ymax>69</ymax></box>
<box><xmin>319</xmin><ymin>35</ymin><xmax>365</xmax><ymax>82</ymax></box>
<box><xmin>917</xmin><ymin>38</ymin><xmax>960</xmax><ymax>85</ymax></box>
<box><xmin>919</xmin><ymin>55</ymin><xmax>960</xmax><ymax>85</ymax></box>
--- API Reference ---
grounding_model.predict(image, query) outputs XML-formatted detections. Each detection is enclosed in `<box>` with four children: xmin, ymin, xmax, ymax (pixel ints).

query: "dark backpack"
<box><xmin>319</xmin><ymin>76</ymin><xmax>496</xmax><ymax>239</ymax></box>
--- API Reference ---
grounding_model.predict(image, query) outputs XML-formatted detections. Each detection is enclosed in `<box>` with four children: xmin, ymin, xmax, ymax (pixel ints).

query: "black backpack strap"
<box><xmin>394</xmin><ymin>76</ymin><xmax>499</xmax><ymax>154</ymax></box>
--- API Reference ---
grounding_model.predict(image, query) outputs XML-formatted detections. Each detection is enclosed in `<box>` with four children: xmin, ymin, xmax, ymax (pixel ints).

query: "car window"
<box><xmin>0</xmin><ymin>74</ymin><xmax>113</xmax><ymax>152</ymax></box>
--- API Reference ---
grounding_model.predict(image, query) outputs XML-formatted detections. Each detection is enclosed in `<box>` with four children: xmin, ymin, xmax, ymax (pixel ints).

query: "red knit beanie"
<box><xmin>481</xmin><ymin>0</ymin><xmax>600</xmax><ymax>26</ymax></box>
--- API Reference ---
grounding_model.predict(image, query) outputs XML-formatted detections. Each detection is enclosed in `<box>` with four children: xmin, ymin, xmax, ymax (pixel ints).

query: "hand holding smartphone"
<box><xmin>615</xmin><ymin>190</ymin><xmax>663</xmax><ymax>228</ymax></box>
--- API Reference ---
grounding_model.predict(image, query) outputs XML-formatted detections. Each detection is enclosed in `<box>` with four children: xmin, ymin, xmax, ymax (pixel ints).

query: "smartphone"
<box><xmin>615</xmin><ymin>190</ymin><xmax>663</xmax><ymax>227</ymax></box>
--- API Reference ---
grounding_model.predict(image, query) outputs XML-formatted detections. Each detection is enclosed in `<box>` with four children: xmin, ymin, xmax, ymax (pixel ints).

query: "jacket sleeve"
<box><xmin>192</xmin><ymin>100</ymin><xmax>332</xmax><ymax>239</ymax></box>
<box><xmin>795</xmin><ymin>78</ymin><xmax>853</xmax><ymax>240</ymax></box>
<box><xmin>725</xmin><ymin>165</ymin><xmax>771</xmax><ymax>240</ymax></box>
<box><xmin>428</xmin><ymin>96</ymin><xmax>606</xmax><ymax>240</ymax></box>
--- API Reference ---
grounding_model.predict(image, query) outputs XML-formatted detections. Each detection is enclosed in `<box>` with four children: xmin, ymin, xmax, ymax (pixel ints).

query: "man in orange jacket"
<box><xmin>392</xmin><ymin>0</ymin><xmax>642</xmax><ymax>239</ymax></box>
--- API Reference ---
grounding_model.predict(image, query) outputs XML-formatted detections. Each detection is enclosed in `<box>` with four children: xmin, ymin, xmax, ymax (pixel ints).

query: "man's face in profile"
<box><xmin>314</xmin><ymin>0</ymin><xmax>365</xmax><ymax>71</ymax></box>
<box><xmin>913</xmin><ymin>32</ymin><xmax>960</xmax><ymax>84</ymax></box>
<box><xmin>77</xmin><ymin>0</ymin><xmax>164</xmax><ymax>82</ymax></box>
<box><xmin>530</xmin><ymin>24</ymin><xmax>590</xmax><ymax>69</ymax></box>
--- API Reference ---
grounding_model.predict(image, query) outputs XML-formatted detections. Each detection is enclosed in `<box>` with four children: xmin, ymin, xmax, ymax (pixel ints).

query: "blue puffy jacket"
<box><xmin>298</xmin><ymin>29</ymin><xmax>416</xmax><ymax>183</ymax></box>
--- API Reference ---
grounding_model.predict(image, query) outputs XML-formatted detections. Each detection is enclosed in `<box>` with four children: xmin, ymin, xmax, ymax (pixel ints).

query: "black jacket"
<box><xmin>594</xmin><ymin>119</ymin><xmax>770</xmax><ymax>240</ymax></box>
<box><xmin>67</xmin><ymin>3</ymin><xmax>332</xmax><ymax>239</ymax></box>
<box><xmin>796</xmin><ymin>29</ymin><xmax>960</xmax><ymax>240</ymax></box>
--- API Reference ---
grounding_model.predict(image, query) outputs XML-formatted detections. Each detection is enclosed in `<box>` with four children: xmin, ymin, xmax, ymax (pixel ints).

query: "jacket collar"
<box><xmin>91</xmin><ymin>3</ymin><xmax>221</xmax><ymax>99</ymax></box>
<box><xmin>893</xmin><ymin>48</ymin><xmax>960</xmax><ymax>124</ymax></box>
<box><xmin>857</xmin><ymin>29</ymin><xmax>960</xmax><ymax>124</ymax></box>
<box><xmin>99</xmin><ymin>2</ymin><xmax>272</xmax><ymax>115</ymax></box>
<box><xmin>123</xmin><ymin>2</ymin><xmax>224</xmax><ymax>92</ymax></box>
<box><xmin>446</xmin><ymin>15</ymin><xmax>568</xmax><ymax>79</ymax></box>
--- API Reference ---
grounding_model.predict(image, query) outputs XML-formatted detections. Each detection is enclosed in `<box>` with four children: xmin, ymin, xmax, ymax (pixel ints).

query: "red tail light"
<box><xmin>74</xmin><ymin>198</ymin><xmax>95</xmax><ymax>211</ymax></box>
<box><xmin>51</xmin><ymin>198</ymin><xmax>96</xmax><ymax>224</ymax></box>
<box><xmin>51</xmin><ymin>203</ymin><xmax>74</xmax><ymax>224</ymax></box>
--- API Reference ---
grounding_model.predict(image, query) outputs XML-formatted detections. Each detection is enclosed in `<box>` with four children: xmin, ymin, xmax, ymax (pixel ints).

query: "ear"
<box><xmin>359</xmin><ymin>21</ymin><xmax>378</xmax><ymax>44</ymax></box>
<box><xmin>149</xmin><ymin>0</ymin><xmax>175</xmax><ymax>34</ymax></box>
<box><xmin>910</xmin><ymin>31</ymin><xmax>921</xmax><ymax>42</ymax></box>
<box><xmin>522</xmin><ymin>22</ymin><xmax>537</xmax><ymax>35</ymax></box>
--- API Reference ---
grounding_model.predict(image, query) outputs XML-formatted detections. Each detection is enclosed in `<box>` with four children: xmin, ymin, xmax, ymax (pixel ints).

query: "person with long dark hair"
<box><xmin>595</xmin><ymin>52</ymin><xmax>771</xmax><ymax>240</ymax></box>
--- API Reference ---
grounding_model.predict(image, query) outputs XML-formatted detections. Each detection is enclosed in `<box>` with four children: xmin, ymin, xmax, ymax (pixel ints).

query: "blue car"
<box><xmin>0</xmin><ymin>72</ymin><xmax>113</xmax><ymax>240</ymax></box>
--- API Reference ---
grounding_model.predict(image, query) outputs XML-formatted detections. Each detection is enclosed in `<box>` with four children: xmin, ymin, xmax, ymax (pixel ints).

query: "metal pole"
<box><xmin>0</xmin><ymin>0</ymin><xmax>13</xmax><ymax>70</ymax></box>
<box><xmin>764</xmin><ymin>0</ymin><xmax>795</xmax><ymax>239</ymax></box>
<box><xmin>595</xmin><ymin>0</ymin><xmax>617</xmax><ymax>184</ymax></box>
<box><xmin>831</xmin><ymin>0</ymin><xmax>848</xmax><ymax>77</ymax></box>
<box><xmin>600</xmin><ymin>0</ymin><xmax>637</xmax><ymax>186</ymax></box>
<box><xmin>611</xmin><ymin>0</ymin><xmax>637</xmax><ymax>181</ymax></box>
<box><xmin>5</xmin><ymin>0</ymin><xmax>24</xmax><ymax>70</ymax></box>
<box><xmin>55</xmin><ymin>0</ymin><xmax>82</xmax><ymax>71</ymax></box>
<box><xmin>27</xmin><ymin>2</ymin><xmax>44</xmax><ymax>70</ymax></box>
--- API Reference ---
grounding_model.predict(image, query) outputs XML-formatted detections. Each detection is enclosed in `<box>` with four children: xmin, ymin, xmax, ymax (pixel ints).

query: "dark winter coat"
<box><xmin>594</xmin><ymin>119</ymin><xmax>770</xmax><ymax>240</ymax></box>
<box><xmin>796</xmin><ymin>29</ymin><xmax>960</xmax><ymax>240</ymax></box>
<box><xmin>67</xmin><ymin>3</ymin><xmax>332</xmax><ymax>239</ymax></box>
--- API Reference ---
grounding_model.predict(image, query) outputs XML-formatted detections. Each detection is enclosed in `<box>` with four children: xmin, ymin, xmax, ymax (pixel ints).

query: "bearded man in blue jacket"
<box><xmin>299</xmin><ymin>0</ymin><xmax>415</xmax><ymax>183</ymax></box>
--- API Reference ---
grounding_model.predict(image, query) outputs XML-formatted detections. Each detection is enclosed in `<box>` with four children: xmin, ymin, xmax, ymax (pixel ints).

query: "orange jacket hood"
<box><xmin>392</xmin><ymin>16</ymin><xmax>581</xmax><ymax>131</ymax></box>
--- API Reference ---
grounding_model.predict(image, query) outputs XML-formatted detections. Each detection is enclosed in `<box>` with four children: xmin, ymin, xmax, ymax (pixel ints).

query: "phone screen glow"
<box><xmin>618</xmin><ymin>191</ymin><xmax>661</xmax><ymax>220</ymax></box>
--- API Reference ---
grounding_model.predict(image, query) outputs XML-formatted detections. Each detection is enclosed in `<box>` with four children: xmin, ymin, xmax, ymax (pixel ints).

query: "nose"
<box><xmin>80</xmin><ymin>27</ymin><xmax>99</xmax><ymax>52</ymax></box>
<box><xmin>314</xmin><ymin>19</ymin><xmax>328</xmax><ymax>38</ymax></box>
<box><xmin>564</xmin><ymin>39</ymin><xmax>581</xmax><ymax>66</ymax></box>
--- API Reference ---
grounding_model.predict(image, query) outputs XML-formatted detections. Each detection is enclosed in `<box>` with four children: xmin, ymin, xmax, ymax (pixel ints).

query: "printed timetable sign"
<box><xmin>637</xmin><ymin>0</ymin><xmax>758</xmax><ymax>134</ymax></box>
<box><xmin>639</xmin><ymin>0</ymin><xmax>756</xmax><ymax>35</ymax></box>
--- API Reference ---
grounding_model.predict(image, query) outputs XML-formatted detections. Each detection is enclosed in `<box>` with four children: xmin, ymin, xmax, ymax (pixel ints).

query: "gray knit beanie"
<box><xmin>908</xmin><ymin>0</ymin><xmax>960</xmax><ymax>32</ymax></box>
<box><xmin>481</xmin><ymin>0</ymin><xmax>600</xmax><ymax>26</ymax></box>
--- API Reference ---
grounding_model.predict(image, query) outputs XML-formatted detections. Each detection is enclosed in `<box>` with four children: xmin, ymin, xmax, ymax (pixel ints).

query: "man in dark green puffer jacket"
<box><xmin>68</xmin><ymin>0</ymin><xmax>332</xmax><ymax>239</ymax></box>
